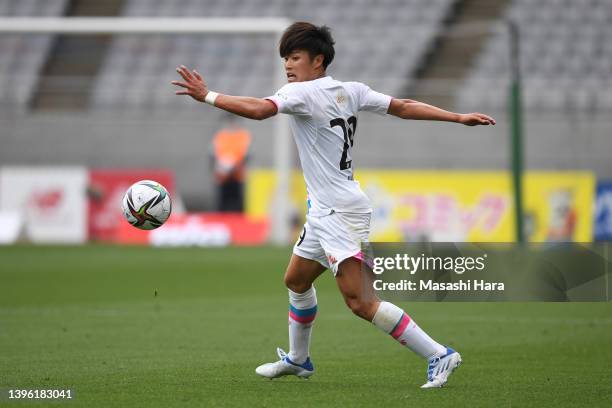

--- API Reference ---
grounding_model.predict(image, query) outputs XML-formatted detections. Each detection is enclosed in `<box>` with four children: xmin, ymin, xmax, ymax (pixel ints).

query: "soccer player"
<box><xmin>172</xmin><ymin>22</ymin><xmax>495</xmax><ymax>388</ymax></box>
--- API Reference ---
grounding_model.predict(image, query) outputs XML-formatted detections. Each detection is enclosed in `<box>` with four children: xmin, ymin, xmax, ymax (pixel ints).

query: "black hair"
<box><xmin>279</xmin><ymin>22</ymin><xmax>335</xmax><ymax>69</ymax></box>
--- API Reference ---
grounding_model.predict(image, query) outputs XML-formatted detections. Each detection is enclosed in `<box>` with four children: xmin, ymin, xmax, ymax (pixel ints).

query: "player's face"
<box><xmin>284</xmin><ymin>50</ymin><xmax>323</xmax><ymax>83</ymax></box>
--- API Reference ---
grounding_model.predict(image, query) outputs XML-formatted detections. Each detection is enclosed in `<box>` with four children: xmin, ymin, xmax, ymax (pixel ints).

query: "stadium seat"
<box><xmin>0</xmin><ymin>0</ymin><xmax>67</xmax><ymax>111</ymax></box>
<box><xmin>458</xmin><ymin>0</ymin><xmax>612</xmax><ymax>112</ymax></box>
<box><xmin>91</xmin><ymin>0</ymin><xmax>458</xmax><ymax>109</ymax></box>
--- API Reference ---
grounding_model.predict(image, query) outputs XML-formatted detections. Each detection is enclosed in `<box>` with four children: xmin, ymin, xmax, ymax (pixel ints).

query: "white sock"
<box><xmin>287</xmin><ymin>286</ymin><xmax>317</xmax><ymax>364</ymax></box>
<box><xmin>372</xmin><ymin>301</ymin><xmax>446</xmax><ymax>360</ymax></box>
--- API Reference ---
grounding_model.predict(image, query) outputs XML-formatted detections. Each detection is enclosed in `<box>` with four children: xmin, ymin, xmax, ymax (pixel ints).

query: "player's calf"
<box><xmin>371</xmin><ymin>302</ymin><xmax>447</xmax><ymax>360</ymax></box>
<box><xmin>336</xmin><ymin>257</ymin><xmax>380</xmax><ymax>321</ymax></box>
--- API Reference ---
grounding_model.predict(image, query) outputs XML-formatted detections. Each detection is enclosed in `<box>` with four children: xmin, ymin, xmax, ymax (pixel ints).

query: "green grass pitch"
<box><xmin>1</xmin><ymin>245</ymin><xmax>611</xmax><ymax>407</ymax></box>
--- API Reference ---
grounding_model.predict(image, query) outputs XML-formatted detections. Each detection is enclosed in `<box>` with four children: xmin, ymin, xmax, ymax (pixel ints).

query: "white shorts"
<box><xmin>293</xmin><ymin>211</ymin><xmax>371</xmax><ymax>275</ymax></box>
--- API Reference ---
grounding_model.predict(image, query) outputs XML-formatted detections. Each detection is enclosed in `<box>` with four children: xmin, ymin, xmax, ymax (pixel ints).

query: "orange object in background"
<box><xmin>213</xmin><ymin>127</ymin><xmax>251</xmax><ymax>184</ymax></box>
<box><xmin>211</xmin><ymin>117</ymin><xmax>252</xmax><ymax>213</ymax></box>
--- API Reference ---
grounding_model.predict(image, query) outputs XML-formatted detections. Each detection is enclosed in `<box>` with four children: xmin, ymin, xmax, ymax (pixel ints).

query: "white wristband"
<box><xmin>204</xmin><ymin>91</ymin><xmax>219</xmax><ymax>106</ymax></box>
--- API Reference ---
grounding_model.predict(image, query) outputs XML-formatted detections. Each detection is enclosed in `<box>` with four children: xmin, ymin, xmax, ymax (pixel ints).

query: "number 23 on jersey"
<box><xmin>330</xmin><ymin>116</ymin><xmax>357</xmax><ymax>171</ymax></box>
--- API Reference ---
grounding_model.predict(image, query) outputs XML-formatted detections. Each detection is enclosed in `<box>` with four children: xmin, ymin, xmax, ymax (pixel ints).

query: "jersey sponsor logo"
<box><xmin>336</xmin><ymin>91</ymin><xmax>347</xmax><ymax>106</ymax></box>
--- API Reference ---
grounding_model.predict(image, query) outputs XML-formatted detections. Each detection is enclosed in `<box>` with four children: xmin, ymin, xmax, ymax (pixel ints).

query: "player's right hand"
<box><xmin>172</xmin><ymin>65</ymin><xmax>208</xmax><ymax>102</ymax></box>
<box><xmin>458</xmin><ymin>113</ymin><xmax>496</xmax><ymax>126</ymax></box>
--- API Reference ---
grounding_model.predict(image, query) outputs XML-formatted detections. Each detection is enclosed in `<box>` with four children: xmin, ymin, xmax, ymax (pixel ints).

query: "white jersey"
<box><xmin>266</xmin><ymin>76</ymin><xmax>392</xmax><ymax>216</ymax></box>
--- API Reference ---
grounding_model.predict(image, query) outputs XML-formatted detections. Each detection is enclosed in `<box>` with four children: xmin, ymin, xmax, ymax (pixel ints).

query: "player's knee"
<box><xmin>345</xmin><ymin>296</ymin><xmax>373</xmax><ymax>320</ymax></box>
<box><xmin>284</xmin><ymin>272</ymin><xmax>311</xmax><ymax>293</ymax></box>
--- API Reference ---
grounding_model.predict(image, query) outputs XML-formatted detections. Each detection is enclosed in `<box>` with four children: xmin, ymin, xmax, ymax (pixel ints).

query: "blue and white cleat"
<box><xmin>255</xmin><ymin>348</ymin><xmax>315</xmax><ymax>379</ymax></box>
<box><xmin>420</xmin><ymin>347</ymin><xmax>462</xmax><ymax>388</ymax></box>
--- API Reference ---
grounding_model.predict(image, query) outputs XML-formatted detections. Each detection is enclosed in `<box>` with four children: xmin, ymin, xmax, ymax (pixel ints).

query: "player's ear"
<box><xmin>313</xmin><ymin>54</ymin><xmax>324</xmax><ymax>70</ymax></box>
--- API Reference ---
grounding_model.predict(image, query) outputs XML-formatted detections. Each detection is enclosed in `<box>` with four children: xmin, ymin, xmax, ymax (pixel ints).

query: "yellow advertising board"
<box><xmin>247</xmin><ymin>170</ymin><xmax>595</xmax><ymax>242</ymax></box>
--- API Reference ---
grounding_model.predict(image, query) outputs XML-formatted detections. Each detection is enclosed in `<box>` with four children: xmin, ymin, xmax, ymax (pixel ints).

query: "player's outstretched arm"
<box><xmin>387</xmin><ymin>98</ymin><xmax>495</xmax><ymax>126</ymax></box>
<box><xmin>171</xmin><ymin>65</ymin><xmax>277</xmax><ymax>120</ymax></box>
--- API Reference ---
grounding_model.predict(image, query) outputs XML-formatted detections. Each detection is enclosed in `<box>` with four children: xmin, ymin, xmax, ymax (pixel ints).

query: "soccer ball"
<box><xmin>121</xmin><ymin>180</ymin><xmax>172</xmax><ymax>230</ymax></box>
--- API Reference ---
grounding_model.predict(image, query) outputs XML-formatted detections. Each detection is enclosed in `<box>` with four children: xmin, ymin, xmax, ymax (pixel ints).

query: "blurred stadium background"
<box><xmin>1</xmin><ymin>2</ymin><xmax>611</xmax><ymax>407</ymax></box>
<box><xmin>0</xmin><ymin>0</ymin><xmax>611</xmax><ymax>246</ymax></box>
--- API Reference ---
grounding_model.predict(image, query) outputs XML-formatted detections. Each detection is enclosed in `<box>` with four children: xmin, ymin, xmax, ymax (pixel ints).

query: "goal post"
<box><xmin>0</xmin><ymin>17</ymin><xmax>293</xmax><ymax>244</ymax></box>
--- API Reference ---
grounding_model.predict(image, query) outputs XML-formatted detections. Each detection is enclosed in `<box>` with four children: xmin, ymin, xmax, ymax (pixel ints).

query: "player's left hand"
<box><xmin>171</xmin><ymin>65</ymin><xmax>208</xmax><ymax>102</ymax></box>
<box><xmin>458</xmin><ymin>113</ymin><xmax>496</xmax><ymax>126</ymax></box>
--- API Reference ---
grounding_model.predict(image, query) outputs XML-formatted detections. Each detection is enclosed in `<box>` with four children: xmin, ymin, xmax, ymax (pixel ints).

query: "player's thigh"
<box><xmin>284</xmin><ymin>253</ymin><xmax>327</xmax><ymax>293</ymax></box>
<box><xmin>335</xmin><ymin>257</ymin><xmax>379</xmax><ymax>320</ymax></box>
<box><xmin>312</xmin><ymin>212</ymin><xmax>371</xmax><ymax>275</ymax></box>
<box><xmin>335</xmin><ymin>257</ymin><xmax>378</xmax><ymax>304</ymax></box>
<box><xmin>286</xmin><ymin>222</ymin><xmax>328</xmax><ymax>292</ymax></box>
